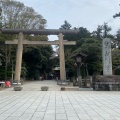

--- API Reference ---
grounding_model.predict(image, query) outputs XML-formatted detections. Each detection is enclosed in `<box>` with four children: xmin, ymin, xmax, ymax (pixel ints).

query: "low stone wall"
<box><xmin>94</xmin><ymin>75</ymin><xmax>120</xmax><ymax>91</ymax></box>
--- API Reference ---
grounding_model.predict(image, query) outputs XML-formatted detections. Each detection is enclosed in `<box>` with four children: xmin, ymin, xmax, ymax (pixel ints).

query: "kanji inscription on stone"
<box><xmin>102</xmin><ymin>38</ymin><xmax>112</xmax><ymax>75</ymax></box>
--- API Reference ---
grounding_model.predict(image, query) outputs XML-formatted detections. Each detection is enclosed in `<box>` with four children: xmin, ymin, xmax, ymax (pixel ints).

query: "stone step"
<box><xmin>79</xmin><ymin>88</ymin><xmax>93</xmax><ymax>91</ymax></box>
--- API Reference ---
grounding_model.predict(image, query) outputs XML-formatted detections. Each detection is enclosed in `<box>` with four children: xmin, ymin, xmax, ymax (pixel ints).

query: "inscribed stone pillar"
<box><xmin>102</xmin><ymin>38</ymin><xmax>112</xmax><ymax>75</ymax></box>
<box><xmin>59</xmin><ymin>33</ymin><xmax>66</xmax><ymax>80</ymax></box>
<box><xmin>14</xmin><ymin>32</ymin><xmax>23</xmax><ymax>82</ymax></box>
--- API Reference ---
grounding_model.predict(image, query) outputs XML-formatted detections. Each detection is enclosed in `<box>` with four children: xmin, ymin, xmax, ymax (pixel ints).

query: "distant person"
<box><xmin>5</xmin><ymin>81</ymin><xmax>11</xmax><ymax>87</ymax></box>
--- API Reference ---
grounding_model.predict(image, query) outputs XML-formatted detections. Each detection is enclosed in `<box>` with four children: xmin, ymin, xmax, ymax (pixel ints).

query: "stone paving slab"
<box><xmin>0</xmin><ymin>80</ymin><xmax>120</xmax><ymax>120</ymax></box>
<box><xmin>0</xmin><ymin>91</ymin><xmax>120</xmax><ymax>120</ymax></box>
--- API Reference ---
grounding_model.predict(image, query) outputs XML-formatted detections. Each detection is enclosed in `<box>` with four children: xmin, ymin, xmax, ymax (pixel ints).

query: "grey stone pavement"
<box><xmin>0</xmin><ymin>80</ymin><xmax>120</xmax><ymax>120</ymax></box>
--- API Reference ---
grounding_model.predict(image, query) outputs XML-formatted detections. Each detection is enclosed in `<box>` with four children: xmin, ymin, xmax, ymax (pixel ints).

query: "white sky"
<box><xmin>18</xmin><ymin>0</ymin><xmax>120</xmax><ymax>40</ymax></box>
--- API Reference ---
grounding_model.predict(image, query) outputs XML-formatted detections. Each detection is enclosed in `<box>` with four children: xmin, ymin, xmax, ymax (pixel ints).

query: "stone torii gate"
<box><xmin>2</xmin><ymin>28</ymin><xmax>79</xmax><ymax>83</ymax></box>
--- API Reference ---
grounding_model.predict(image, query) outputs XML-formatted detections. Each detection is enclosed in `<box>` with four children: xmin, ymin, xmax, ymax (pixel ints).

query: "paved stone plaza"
<box><xmin>0</xmin><ymin>80</ymin><xmax>120</xmax><ymax>120</ymax></box>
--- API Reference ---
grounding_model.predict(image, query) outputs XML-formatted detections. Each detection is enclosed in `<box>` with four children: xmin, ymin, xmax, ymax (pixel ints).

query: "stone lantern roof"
<box><xmin>71</xmin><ymin>51</ymin><xmax>87</xmax><ymax>58</ymax></box>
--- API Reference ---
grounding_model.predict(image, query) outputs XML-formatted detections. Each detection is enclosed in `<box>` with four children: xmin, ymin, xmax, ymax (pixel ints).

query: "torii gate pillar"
<box><xmin>14</xmin><ymin>32</ymin><xmax>23</xmax><ymax>82</ymax></box>
<box><xmin>59</xmin><ymin>33</ymin><xmax>66</xmax><ymax>80</ymax></box>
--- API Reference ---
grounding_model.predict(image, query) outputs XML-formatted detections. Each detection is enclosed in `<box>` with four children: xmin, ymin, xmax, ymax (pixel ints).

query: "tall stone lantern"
<box><xmin>71</xmin><ymin>52</ymin><xmax>87</xmax><ymax>88</ymax></box>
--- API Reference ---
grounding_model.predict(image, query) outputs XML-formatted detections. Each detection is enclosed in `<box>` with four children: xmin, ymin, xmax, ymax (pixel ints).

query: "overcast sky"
<box><xmin>18</xmin><ymin>0</ymin><xmax>120</xmax><ymax>40</ymax></box>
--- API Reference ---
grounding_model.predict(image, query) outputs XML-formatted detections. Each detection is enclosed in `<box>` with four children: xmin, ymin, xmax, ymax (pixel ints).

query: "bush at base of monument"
<box><xmin>14</xmin><ymin>86</ymin><xmax>22</xmax><ymax>91</ymax></box>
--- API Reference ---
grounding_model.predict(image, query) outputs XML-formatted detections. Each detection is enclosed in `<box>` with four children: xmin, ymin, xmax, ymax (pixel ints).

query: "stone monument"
<box><xmin>94</xmin><ymin>38</ymin><xmax>120</xmax><ymax>91</ymax></box>
<box><xmin>102</xmin><ymin>38</ymin><xmax>112</xmax><ymax>75</ymax></box>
